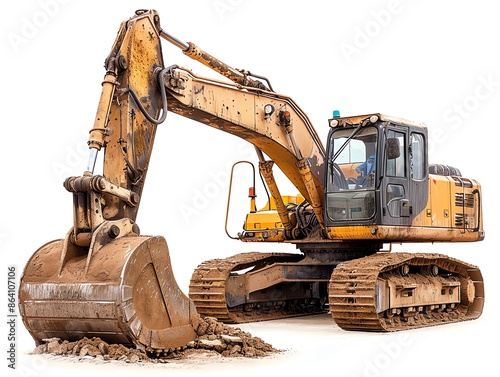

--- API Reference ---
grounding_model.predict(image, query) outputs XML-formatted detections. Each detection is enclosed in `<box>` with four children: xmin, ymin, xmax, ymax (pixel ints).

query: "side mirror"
<box><xmin>386</xmin><ymin>138</ymin><xmax>400</xmax><ymax>160</ymax></box>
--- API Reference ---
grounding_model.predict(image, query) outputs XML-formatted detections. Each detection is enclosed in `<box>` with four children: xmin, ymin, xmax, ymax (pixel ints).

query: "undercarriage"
<box><xmin>189</xmin><ymin>246</ymin><xmax>484</xmax><ymax>331</ymax></box>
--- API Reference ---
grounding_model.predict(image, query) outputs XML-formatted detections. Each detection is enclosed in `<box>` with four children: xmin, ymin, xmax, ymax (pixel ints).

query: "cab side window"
<box><xmin>410</xmin><ymin>133</ymin><xmax>425</xmax><ymax>180</ymax></box>
<box><xmin>386</xmin><ymin>130</ymin><xmax>405</xmax><ymax>177</ymax></box>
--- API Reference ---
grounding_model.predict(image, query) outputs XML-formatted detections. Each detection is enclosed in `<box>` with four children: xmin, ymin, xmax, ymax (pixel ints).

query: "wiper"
<box><xmin>328</xmin><ymin>119</ymin><xmax>370</xmax><ymax>189</ymax></box>
<box><xmin>331</xmin><ymin>121</ymin><xmax>364</xmax><ymax>163</ymax></box>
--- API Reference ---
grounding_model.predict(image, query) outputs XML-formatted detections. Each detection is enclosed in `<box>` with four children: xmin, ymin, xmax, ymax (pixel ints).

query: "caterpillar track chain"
<box><xmin>190</xmin><ymin>251</ymin><xmax>484</xmax><ymax>332</ymax></box>
<box><xmin>189</xmin><ymin>252</ymin><xmax>330</xmax><ymax>323</ymax></box>
<box><xmin>329</xmin><ymin>252</ymin><xmax>484</xmax><ymax>331</ymax></box>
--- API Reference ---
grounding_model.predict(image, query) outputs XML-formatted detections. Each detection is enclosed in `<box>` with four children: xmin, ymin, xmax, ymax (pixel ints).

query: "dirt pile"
<box><xmin>32</xmin><ymin>317</ymin><xmax>280</xmax><ymax>363</ymax></box>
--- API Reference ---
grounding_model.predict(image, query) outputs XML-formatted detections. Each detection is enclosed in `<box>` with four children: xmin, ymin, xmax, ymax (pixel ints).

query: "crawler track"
<box><xmin>191</xmin><ymin>251</ymin><xmax>484</xmax><ymax>331</ymax></box>
<box><xmin>189</xmin><ymin>252</ymin><xmax>327</xmax><ymax>323</ymax></box>
<box><xmin>329</xmin><ymin>252</ymin><xmax>484</xmax><ymax>331</ymax></box>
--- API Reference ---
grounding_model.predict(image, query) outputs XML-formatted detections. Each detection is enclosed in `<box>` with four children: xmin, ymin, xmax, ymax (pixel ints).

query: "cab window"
<box><xmin>386</xmin><ymin>129</ymin><xmax>405</xmax><ymax>177</ymax></box>
<box><xmin>410</xmin><ymin>133</ymin><xmax>425</xmax><ymax>180</ymax></box>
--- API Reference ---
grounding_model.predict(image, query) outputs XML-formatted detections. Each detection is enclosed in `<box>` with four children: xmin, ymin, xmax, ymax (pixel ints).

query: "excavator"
<box><xmin>19</xmin><ymin>10</ymin><xmax>485</xmax><ymax>353</ymax></box>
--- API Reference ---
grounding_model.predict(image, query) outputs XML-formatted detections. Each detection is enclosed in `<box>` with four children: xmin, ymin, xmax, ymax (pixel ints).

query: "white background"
<box><xmin>2</xmin><ymin>0</ymin><xmax>498</xmax><ymax>376</ymax></box>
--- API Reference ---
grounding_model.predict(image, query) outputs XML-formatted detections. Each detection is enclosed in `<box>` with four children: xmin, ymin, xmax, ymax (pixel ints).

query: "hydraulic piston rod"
<box><xmin>159</xmin><ymin>29</ymin><xmax>268</xmax><ymax>89</ymax></box>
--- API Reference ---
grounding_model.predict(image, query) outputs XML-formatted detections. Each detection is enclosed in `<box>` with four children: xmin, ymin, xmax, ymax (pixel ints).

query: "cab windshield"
<box><xmin>326</xmin><ymin>125</ymin><xmax>378</xmax><ymax>222</ymax></box>
<box><xmin>328</xmin><ymin>126</ymin><xmax>378</xmax><ymax>191</ymax></box>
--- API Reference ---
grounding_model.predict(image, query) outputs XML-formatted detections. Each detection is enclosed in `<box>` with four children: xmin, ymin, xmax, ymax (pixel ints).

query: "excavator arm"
<box><xmin>81</xmin><ymin>9</ymin><xmax>327</xmax><ymax>239</ymax></box>
<box><xmin>65</xmin><ymin>10</ymin><xmax>165</xmax><ymax>247</ymax></box>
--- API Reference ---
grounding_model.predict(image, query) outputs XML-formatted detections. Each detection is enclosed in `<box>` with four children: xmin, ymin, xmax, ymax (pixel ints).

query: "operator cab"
<box><xmin>324</xmin><ymin>113</ymin><xmax>428</xmax><ymax>235</ymax></box>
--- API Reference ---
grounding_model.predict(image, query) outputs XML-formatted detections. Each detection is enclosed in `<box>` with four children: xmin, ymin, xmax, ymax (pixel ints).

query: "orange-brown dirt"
<box><xmin>32</xmin><ymin>317</ymin><xmax>280</xmax><ymax>363</ymax></box>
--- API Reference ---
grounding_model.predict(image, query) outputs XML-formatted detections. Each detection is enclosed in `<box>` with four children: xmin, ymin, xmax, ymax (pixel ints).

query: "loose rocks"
<box><xmin>32</xmin><ymin>317</ymin><xmax>280</xmax><ymax>363</ymax></box>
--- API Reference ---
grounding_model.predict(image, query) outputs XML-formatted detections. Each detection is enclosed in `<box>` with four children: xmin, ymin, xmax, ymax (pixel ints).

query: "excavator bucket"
<box><xmin>19</xmin><ymin>234</ymin><xmax>200</xmax><ymax>352</ymax></box>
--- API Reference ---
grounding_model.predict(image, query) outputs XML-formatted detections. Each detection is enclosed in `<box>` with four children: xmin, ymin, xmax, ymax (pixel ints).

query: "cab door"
<box><xmin>382</xmin><ymin>125</ymin><xmax>412</xmax><ymax>226</ymax></box>
<box><xmin>382</xmin><ymin>124</ymin><xmax>428</xmax><ymax>226</ymax></box>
